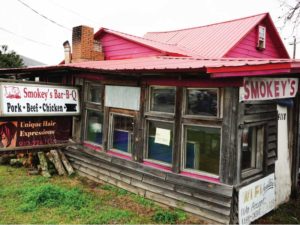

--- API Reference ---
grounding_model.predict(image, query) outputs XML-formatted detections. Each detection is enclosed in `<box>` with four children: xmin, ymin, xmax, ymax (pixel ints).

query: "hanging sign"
<box><xmin>0</xmin><ymin>83</ymin><xmax>80</xmax><ymax>116</ymax></box>
<box><xmin>239</xmin><ymin>78</ymin><xmax>298</xmax><ymax>102</ymax></box>
<box><xmin>0</xmin><ymin>117</ymin><xmax>71</xmax><ymax>150</ymax></box>
<box><xmin>238</xmin><ymin>173</ymin><xmax>275</xmax><ymax>225</ymax></box>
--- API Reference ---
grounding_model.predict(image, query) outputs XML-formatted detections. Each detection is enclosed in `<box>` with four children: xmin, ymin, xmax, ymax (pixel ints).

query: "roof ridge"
<box><xmin>104</xmin><ymin>27</ymin><xmax>180</xmax><ymax>47</ymax></box>
<box><xmin>145</xmin><ymin>12</ymin><xmax>268</xmax><ymax>34</ymax></box>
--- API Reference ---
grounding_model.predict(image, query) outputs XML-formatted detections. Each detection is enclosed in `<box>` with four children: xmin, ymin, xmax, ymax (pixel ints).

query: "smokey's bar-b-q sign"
<box><xmin>0</xmin><ymin>83</ymin><xmax>80</xmax><ymax>116</ymax></box>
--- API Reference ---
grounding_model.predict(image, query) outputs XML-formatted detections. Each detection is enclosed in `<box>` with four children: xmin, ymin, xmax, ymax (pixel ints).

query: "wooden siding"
<box><xmin>226</xmin><ymin>22</ymin><xmax>284</xmax><ymax>58</ymax></box>
<box><xmin>64</xmin><ymin>146</ymin><xmax>233</xmax><ymax>224</ymax></box>
<box><xmin>100</xmin><ymin>33</ymin><xmax>163</xmax><ymax>60</ymax></box>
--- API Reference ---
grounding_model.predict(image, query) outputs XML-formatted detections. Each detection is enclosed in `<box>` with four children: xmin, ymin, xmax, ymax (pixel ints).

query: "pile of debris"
<box><xmin>0</xmin><ymin>149</ymin><xmax>74</xmax><ymax>177</ymax></box>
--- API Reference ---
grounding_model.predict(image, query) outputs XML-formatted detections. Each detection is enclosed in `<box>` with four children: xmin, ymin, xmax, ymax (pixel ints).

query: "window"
<box><xmin>88</xmin><ymin>85</ymin><xmax>102</xmax><ymax>104</ymax></box>
<box><xmin>257</xmin><ymin>25</ymin><xmax>266</xmax><ymax>50</ymax></box>
<box><xmin>146</xmin><ymin>120</ymin><xmax>174</xmax><ymax>164</ymax></box>
<box><xmin>109</xmin><ymin>114</ymin><xmax>134</xmax><ymax>154</ymax></box>
<box><xmin>145</xmin><ymin>86</ymin><xmax>176</xmax><ymax>166</ymax></box>
<box><xmin>183</xmin><ymin>125</ymin><xmax>220</xmax><ymax>176</ymax></box>
<box><xmin>149</xmin><ymin>86</ymin><xmax>175</xmax><ymax>113</ymax></box>
<box><xmin>181</xmin><ymin>88</ymin><xmax>222</xmax><ymax>177</ymax></box>
<box><xmin>241</xmin><ymin>125</ymin><xmax>264</xmax><ymax>175</ymax></box>
<box><xmin>185</xmin><ymin>88</ymin><xmax>218</xmax><ymax>117</ymax></box>
<box><xmin>84</xmin><ymin>82</ymin><xmax>104</xmax><ymax>147</ymax></box>
<box><xmin>86</xmin><ymin>110</ymin><xmax>103</xmax><ymax>145</ymax></box>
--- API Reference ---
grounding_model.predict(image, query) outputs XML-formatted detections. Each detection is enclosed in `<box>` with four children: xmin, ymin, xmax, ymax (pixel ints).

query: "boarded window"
<box><xmin>105</xmin><ymin>86</ymin><xmax>140</xmax><ymax>110</ymax></box>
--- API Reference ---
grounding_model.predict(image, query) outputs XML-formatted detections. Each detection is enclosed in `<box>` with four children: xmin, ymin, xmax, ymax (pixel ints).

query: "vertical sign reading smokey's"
<box><xmin>0</xmin><ymin>83</ymin><xmax>80</xmax><ymax>116</ymax></box>
<box><xmin>0</xmin><ymin>117</ymin><xmax>71</xmax><ymax>149</ymax></box>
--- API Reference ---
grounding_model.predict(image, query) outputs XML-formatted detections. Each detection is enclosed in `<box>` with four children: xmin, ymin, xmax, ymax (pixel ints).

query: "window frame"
<box><xmin>146</xmin><ymin>85</ymin><xmax>176</xmax><ymax>115</ymax></box>
<box><xmin>108</xmin><ymin>112</ymin><xmax>135</xmax><ymax>156</ymax></box>
<box><xmin>183</xmin><ymin>88</ymin><xmax>221</xmax><ymax>119</ymax></box>
<box><xmin>257</xmin><ymin>25</ymin><xmax>266</xmax><ymax>50</ymax></box>
<box><xmin>241</xmin><ymin>122</ymin><xmax>266</xmax><ymax>179</ymax></box>
<box><xmin>83</xmin><ymin>81</ymin><xmax>104</xmax><ymax>148</ymax></box>
<box><xmin>144</xmin><ymin>118</ymin><xmax>175</xmax><ymax>167</ymax></box>
<box><xmin>181</xmin><ymin>123</ymin><xmax>222</xmax><ymax>178</ymax></box>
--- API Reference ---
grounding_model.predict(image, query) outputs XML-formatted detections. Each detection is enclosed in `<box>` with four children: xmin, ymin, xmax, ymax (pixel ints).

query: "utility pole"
<box><xmin>293</xmin><ymin>36</ymin><xmax>296</xmax><ymax>59</ymax></box>
<box><xmin>290</xmin><ymin>36</ymin><xmax>299</xmax><ymax>59</ymax></box>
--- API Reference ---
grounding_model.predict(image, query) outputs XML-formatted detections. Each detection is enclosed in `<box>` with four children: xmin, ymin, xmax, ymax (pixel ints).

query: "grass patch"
<box><xmin>100</xmin><ymin>184</ymin><xmax>128</xmax><ymax>195</ymax></box>
<box><xmin>0</xmin><ymin>165</ymin><xmax>201</xmax><ymax>224</ymax></box>
<box><xmin>18</xmin><ymin>184</ymin><xmax>91</xmax><ymax>212</ymax></box>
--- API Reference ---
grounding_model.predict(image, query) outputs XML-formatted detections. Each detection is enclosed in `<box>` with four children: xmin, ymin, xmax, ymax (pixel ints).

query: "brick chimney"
<box><xmin>72</xmin><ymin>25</ymin><xmax>104</xmax><ymax>63</ymax></box>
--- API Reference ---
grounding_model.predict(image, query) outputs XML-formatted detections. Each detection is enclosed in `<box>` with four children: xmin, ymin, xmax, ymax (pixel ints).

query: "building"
<box><xmin>0</xmin><ymin>13</ymin><xmax>299</xmax><ymax>224</ymax></box>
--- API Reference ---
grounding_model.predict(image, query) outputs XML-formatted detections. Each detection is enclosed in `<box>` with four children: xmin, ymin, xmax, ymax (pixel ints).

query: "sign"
<box><xmin>0</xmin><ymin>83</ymin><xmax>80</xmax><ymax>116</ymax></box>
<box><xmin>0</xmin><ymin>117</ymin><xmax>71</xmax><ymax>149</ymax></box>
<box><xmin>239</xmin><ymin>174</ymin><xmax>275</xmax><ymax>225</ymax></box>
<box><xmin>239</xmin><ymin>78</ymin><xmax>298</xmax><ymax>102</ymax></box>
<box><xmin>154</xmin><ymin>128</ymin><xmax>171</xmax><ymax>146</ymax></box>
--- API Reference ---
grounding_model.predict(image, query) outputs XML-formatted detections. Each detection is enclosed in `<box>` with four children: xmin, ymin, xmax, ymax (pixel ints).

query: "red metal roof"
<box><xmin>94</xmin><ymin>28</ymin><xmax>190</xmax><ymax>57</ymax></box>
<box><xmin>144</xmin><ymin>13</ymin><xmax>272</xmax><ymax>58</ymax></box>
<box><xmin>1</xmin><ymin>56</ymin><xmax>298</xmax><ymax>78</ymax></box>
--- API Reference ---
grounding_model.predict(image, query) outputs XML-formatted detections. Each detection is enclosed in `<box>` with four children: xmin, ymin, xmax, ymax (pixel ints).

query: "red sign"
<box><xmin>240</xmin><ymin>78</ymin><xmax>298</xmax><ymax>102</ymax></box>
<box><xmin>0</xmin><ymin>117</ymin><xmax>71</xmax><ymax>149</ymax></box>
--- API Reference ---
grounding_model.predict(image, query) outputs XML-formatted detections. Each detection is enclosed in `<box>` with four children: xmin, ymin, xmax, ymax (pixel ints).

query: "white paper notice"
<box><xmin>154</xmin><ymin>128</ymin><xmax>171</xmax><ymax>146</ymax></box>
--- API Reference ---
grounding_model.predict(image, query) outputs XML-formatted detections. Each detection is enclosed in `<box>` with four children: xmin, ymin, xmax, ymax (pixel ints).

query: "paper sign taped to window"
<box><xmin>155</xmin><ymin>128</ymin><xmax>171</xmax><ymax>146</ymax></box>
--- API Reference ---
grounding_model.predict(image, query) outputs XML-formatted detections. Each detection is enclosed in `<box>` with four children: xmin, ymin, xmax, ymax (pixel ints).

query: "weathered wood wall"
<box><xmin>64</xmin><ymin>146</ymin><xmax>233</xmax><ymax>224</ymax></box>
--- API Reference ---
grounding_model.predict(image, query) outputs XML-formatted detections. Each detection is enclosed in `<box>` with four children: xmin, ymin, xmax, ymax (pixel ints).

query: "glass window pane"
<box><xmin>242</xmin><ymin>126</ymin><xmax>264</xmax><ymax>171</ymax></box>
<box><xmin>86</xmin><ymin>110</ymin><xmax>103</xmax><ymax>145</ymax></box>
<box><xmin>150</xmin><ymin>87</ymin><xmax>175</xmax><ymax>113</ymax></box>
<box><xmin>112</xmin><ymin>115</ymin><xmax>134</xmax><ymax>153</ymax></box>
<box><xmin>147</xmin><ymin>121</ymin><xmax>173</xmax><ymax>164</ymax></box>
<box><xmin>186</xmin><ymin>89</ymin><xmax>218</xmax><ymax>116</ymax></box>
<box><xmin>88</xmin><ymin>85</ymin><xmax>102</xmax><ymax>104</ymax></box>
<box><xmin>185</xmin><ymin>126</ymin><xmax>220</xmax><ymax>175</ymax></box>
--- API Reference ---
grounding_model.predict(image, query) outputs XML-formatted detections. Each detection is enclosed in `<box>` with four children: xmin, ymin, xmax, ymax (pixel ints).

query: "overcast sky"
<box><xmin>0</xmin><ymin>0</ymin><xmax>298</xmax><ymax>65</ymax></box>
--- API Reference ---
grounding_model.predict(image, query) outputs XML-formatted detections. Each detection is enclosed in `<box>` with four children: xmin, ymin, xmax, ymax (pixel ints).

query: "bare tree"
<box><xmin>279</xmin><ymin>0</ymin><xmax>300</xmax><ymax>33</ymax></box>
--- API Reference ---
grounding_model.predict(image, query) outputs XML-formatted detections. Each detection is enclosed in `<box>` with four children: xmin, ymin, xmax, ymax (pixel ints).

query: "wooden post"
<box><xmin>220</xmin><ymin>88</ymin><xmax>239</xmax><ymax>185</ymax></box>
<box><xmin>47</xmin><ymin>150</ymin><xmax>67</xmax><ymax>176</ymax></box>
<box><xmin>172</xmin><ymin>86</ymin><xmax>183</xmax><ymax>173</ymax></box>
<box><xmin>58</xmin><ymin>149</ymin><xmax>75</xmax><ymax>175</ymax></box>
<box><xmin>37</xmin><ymin>152</ymin><xmax>51</xmax><ymax>178</ymax></box>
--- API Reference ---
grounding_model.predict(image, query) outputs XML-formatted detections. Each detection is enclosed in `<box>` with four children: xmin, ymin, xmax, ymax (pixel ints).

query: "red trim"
<box><xmin>84</xmin><ymin>142</ymin><xmax>102</xmax><ymax>151</ymax></box>
<box><xmin>107</xmin><ymin>150</ymin><xmax>132</xmax><ymax>160</ymax></box>
<box><xmin>76</xmin><ymin>74</ymin><xmax>105</xmax><ymax>81</ymax></box>
<box><xmin>142</xmin><ymin>78</ymin><xmax>243</xmax><ymax>87</ymax></box>
<box><xmin>180</xmin><ymin>171</ymin><xmax>220</xmax><ymax>184</ymax></box>
<box><xmin>143</xmin><ymin>161</ymin><xmax>172</xmax><ymax>172</ymax></box>
<box><xmin>211</xmin><ymin>68</ymin><xmax>291</xmax><ymax>78</ymax></box>
<box><xmin>207</xmin><ymin>63</ymin><xmax>290</xmax><ymax>73</ymax></box>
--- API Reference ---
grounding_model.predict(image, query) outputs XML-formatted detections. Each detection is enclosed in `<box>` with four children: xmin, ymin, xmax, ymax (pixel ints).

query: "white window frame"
<box><xmin>108</xmin><ymin>112</ymin><xmax>135</xmax><ymax>156</ymax></box>
<box><xmin>181</xmin><ymin>123</ymin><xmax>222</xmax><ymax>178</ymax></box>
<box><xmin>257</xmin><ymin>25</ymin><xmax>266</xmax><ymax>50</ymax></box>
